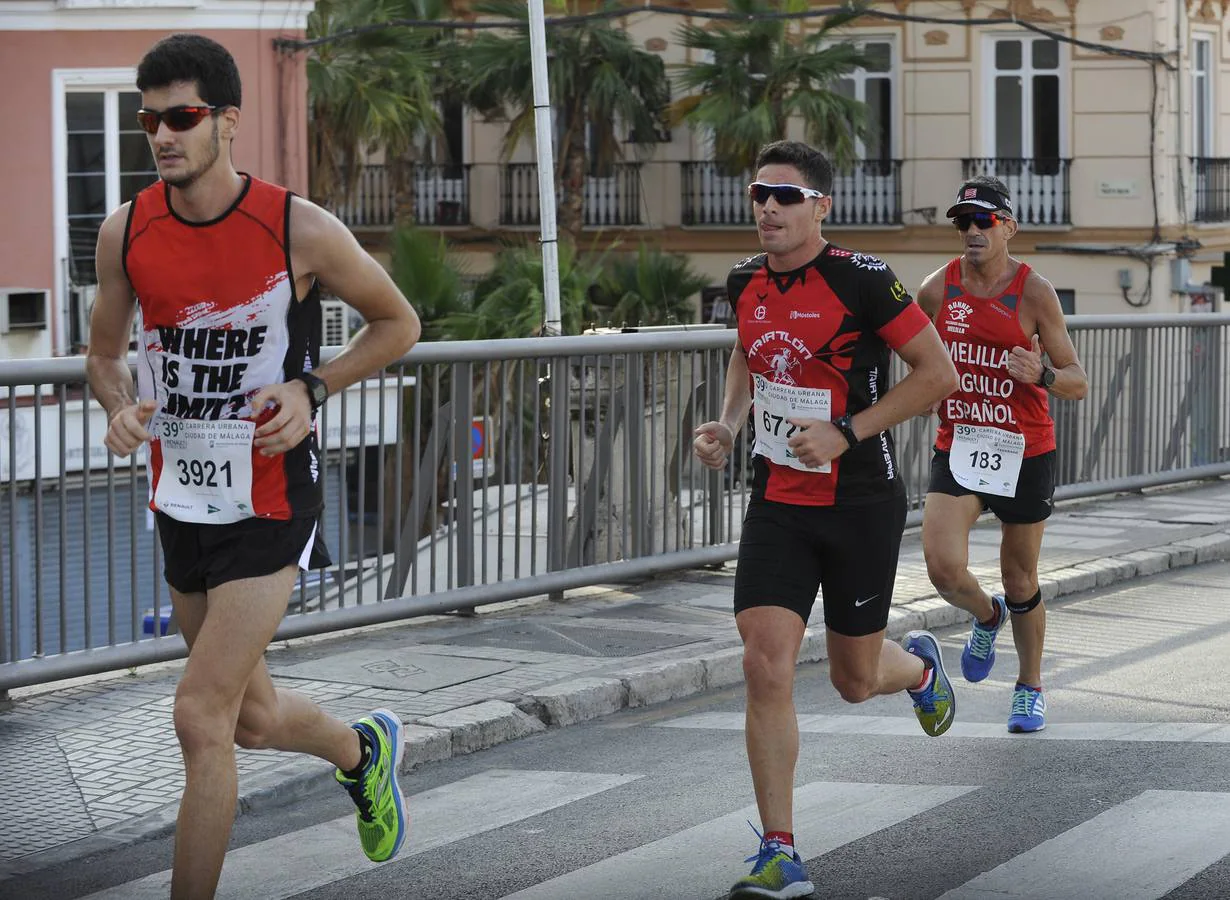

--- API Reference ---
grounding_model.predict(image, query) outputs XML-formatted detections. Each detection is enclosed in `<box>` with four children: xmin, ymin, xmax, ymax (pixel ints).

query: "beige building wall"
<box><xmin>353</xmin><ymin>0</ymin><xmax>1230</xmax><ymax>320</ymax></box>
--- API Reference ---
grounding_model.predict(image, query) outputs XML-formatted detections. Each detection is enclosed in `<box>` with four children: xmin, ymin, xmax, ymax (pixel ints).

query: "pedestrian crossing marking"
<box><xmin>659</xmin><ymin>712</ymin><xmax>1230</xmax><ymax>743</ymax></box>
<box><xmin>79</xmin><ymin>769</ymin><xmax>640</xmax><ymax>900</ymax></box>
<box><xmin>503</xmin><ymin>780</ymin><xmax>975</xmax><ymax>899</ymax></box>
<box><xmin>939</xmin><ymin>790</ymin><xmax>1230</xmax><ymax>899</ymax></box>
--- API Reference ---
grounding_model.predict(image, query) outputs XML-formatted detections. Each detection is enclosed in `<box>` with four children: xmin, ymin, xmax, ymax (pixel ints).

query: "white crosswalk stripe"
<box><xmin>938</xmin><ymin>790</ymin><xmax>1230</xmax><ymax>899</ymax></box>
<box><xmin>504</xmin><ymin>780</ymin><xmax>975</xmax><ymax>900</ymax></box>
<box><xmin>74</xmin><ymin>749</ymin><xmax>1230</xmax><ymax>899</ymax></box>
<box><xmin>658</xmin><ymin>712</ymin><xmax>1230</xmax><ymax>743</ymax></box>
<box><xmin>79</xmin><ymin>769</ymin><xmax>639</xmax><ymax>900</ymax></box>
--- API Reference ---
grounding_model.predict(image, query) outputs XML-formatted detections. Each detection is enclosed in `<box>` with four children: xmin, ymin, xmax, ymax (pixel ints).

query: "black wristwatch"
<box><xmin>832</xmin><ymin>414</ymin><xmax>860</xmax><ymax>449</ymax></box>
<box><xmin>1037</xmin><ymin>365</ymin><xmax>1056</xmax><ymax>389</ymax></box>
<box><xmin>296</xmin><ymin>372</ymin><xmax>329</xmax><ymax>413</ymax></box>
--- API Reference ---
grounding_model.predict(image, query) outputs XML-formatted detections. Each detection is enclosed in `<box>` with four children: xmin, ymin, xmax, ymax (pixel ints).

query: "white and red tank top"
<box><xmin>124</xmin><ymin>175</ymin><xmax>324</xmax><ymax>523</ymax></box>
<box><xmin>933</xmin><ymin>258</ymin><xmax>1054</xmax><ymax>457</ymax></box>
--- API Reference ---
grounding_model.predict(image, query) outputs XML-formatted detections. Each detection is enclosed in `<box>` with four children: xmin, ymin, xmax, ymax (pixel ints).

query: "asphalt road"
<box><xmin>9</xmin><ymin>560</ymin><xmax>1230</xmax><ymax>900</ymax></box>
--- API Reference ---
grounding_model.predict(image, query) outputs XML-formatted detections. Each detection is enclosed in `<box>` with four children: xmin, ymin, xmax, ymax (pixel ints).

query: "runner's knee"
<box><xmin>829</xmin><ymin>669</ymin><xmax>876</xmax><ymax>704</ymax></box>
<box><xmin>234</xmin><ymin>696</ymin><xmax>279</xmax><ymax>750</ymax></box>
<box><xmin>924</xmin><ymin>552</ymin><xmax>968</xmax><ymax>596</ymax></box>
<box><xmin>742</xmin><ymin>644</ymin><xmax>795</xmax><ymax>697</ymax></box>
<box><xmin>1005</xmin><ymin>588</ymin><xmax>1042</xmax><ymax>615</ymax></box>
<box><xmin>173</xmin><ymin>686</ymin><xmax>239</xmax><ymax>756</ymax></box>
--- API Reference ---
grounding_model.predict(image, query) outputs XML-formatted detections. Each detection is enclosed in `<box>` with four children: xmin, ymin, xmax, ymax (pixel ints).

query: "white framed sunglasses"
<box><xmin>747</xmin><ymin>182</ymin><xmax>826</xmax><ymax>205</ymax></box>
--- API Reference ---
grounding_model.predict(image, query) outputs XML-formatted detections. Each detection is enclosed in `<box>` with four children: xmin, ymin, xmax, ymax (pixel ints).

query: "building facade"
<box><xmin>339</xmin><ymin>0</ymin><xmax>1230</xmax><ymax>319</ymax></box>
<box><xmin>0</xmin><ymin>0</ymin><xmax>313</xmax><ymax>362</ymax></box>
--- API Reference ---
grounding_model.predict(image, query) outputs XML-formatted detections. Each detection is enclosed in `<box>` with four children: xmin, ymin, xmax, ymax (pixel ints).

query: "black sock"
<box><xmin>342</xmin><ymin>728</ymin><xmax>373</xmax><ymax>779</ymax></box>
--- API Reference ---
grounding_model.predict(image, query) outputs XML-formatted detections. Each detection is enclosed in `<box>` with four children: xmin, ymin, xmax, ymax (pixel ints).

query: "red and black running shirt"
<box><xmin>730</xmin><ymin>244</ymin><xmax>931</xmax><ymax>507</ymax></box>
<box><xmin>125</xmin><ymin>175</ymin><xmax>324</xmax><ymax>521</ymax></box>
<box><xmin>933</xmin><ymin>258</ymin><xmax>1055</xmax><ymax>457</ymax></box>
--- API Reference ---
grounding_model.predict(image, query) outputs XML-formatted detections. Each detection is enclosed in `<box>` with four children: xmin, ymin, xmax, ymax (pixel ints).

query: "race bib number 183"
<box><xmin>948</xmin><ymin>424</ymin><xmax>1025</xmax><ymax>498</ymax></box>
<box><xmin>152</xmin><ymin>416</ymin><xmax>256</xmax><ymax>524</ymax></box>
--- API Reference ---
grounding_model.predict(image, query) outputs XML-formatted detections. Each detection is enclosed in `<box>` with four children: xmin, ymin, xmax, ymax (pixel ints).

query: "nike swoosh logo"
<box><xmin>854</xmin><ymin>594</ymin><xmax>879</xmax><ymax>607</ymax></box>
<box><xmin>936</xmin><ymin>703</ymin><xmax>953</xmax><ymax>728</ymax></box>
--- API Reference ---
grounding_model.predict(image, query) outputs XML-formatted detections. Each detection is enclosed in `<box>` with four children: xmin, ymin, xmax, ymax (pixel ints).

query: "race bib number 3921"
<box><xmin>752</xmin><ymin>375</ymin><xmax>832</xmax><ymax>473</ymax></box>
<box><xmin>152</xmin><ymin>416</ymin><xmax>256</xmax><ymax>524</ymax></box>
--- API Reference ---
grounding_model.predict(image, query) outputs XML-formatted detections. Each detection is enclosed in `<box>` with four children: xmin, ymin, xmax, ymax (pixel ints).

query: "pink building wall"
<box><xmin>0</xmin><ymin>28</ymin><xmax>309</xmax><ymax>355</ymax></box>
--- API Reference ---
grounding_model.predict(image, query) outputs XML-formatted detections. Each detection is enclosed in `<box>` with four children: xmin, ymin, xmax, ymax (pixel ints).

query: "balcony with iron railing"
<box><xmin>681</xmin><ymin>159</ymin><xmax>903</xmax><ymax>227</ymax></box>
<box><xmin>334</xmin><ymin>163</ymin><xmax>472</xmax><ymax>228</ymax></box>
<box><xmin>961</xmin><ymin>158</ymin><xmax>1071</xmax><ymax>225</ymax></box>
<box><xmin>1191</xmin><ymin>157</ymin><xmax>1230</xmax><ymax>223</ymax></box>
<box><xmin>500</xmin><ymin>162</ymin><xmax>644</xmax><ymax>228</ymax></box>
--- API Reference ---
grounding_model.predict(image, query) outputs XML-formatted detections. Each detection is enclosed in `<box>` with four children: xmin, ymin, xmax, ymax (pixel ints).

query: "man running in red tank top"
<box><xmin>85</xmin><ymin>35</ymin><xmax>421</xmax><ymax>899</ymax></box>
<box><xmin>916</xmin><ymin>176</ymin><xmax>1088</xmax><ymax>734</ymax></box>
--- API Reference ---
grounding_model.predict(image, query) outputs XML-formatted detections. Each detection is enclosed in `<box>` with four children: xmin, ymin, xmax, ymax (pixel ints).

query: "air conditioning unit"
<box><xmin>321</xmin><ymin>299</ymin><xmax>349</xmax><ymax>347</ymax></box>
<box><xmin>0</xmin><ymin>288</ymin><xmax>49</xmax><ymax>334</ymax></box>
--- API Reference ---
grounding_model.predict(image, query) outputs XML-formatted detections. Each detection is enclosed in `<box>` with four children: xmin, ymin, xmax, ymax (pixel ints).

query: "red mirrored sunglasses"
<box><xmin>135</xmin><ymin>105</ymin><xmax>221</xmax><ymax>135</ymax></box>
<box><xmin>953</xmin><ymin>211</ymin><xmax>1009</xmax><ymax>232</ymax></box>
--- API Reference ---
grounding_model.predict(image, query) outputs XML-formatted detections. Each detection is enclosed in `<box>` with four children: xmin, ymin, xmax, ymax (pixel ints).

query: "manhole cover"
<box><xmin>422</xmin><ymin>622</ymin><xmax>702</xmax><ymax>657</ymax></box>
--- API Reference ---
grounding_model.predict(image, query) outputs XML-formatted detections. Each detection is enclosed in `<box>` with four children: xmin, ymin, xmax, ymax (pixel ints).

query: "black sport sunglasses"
<box><xmin>953</xmin><ymin>211</ymin><xmax>1009</xmax><ymax>232</ymax></box>
<box><xmin>135</xmin><ymin>105</ymin><xmax>223</xmax><ymax>135</ymax></box>
<box><xmin>747</xmin><ymin>182</ymin><xmax>826</xmax><ymax>206</ymax></box>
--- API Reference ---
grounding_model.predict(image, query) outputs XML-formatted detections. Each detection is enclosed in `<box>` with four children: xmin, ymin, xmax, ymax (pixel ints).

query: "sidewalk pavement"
<box><xmin>4</xmin><ymin>478</ymin><xmax>1230</xmax><ymax>877</ymax></box>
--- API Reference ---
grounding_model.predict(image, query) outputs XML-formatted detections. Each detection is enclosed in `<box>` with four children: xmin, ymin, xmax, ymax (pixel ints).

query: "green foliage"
<box><xmin>437</xmin><ymin>241</ymin><xmax>604</xmax><ymax>339</ymax></box>
<box><xmin>306</xmin><ymin>0</ymin><xmax>451</xmax><ymax>209</ymax></box>
<box><xmin>387</xmin><ymin>226</ymin><xmax>470</xmax><ymax>342</ymax></box>
<box><xmin>596</xmin><ymin>245</ymin><xmax>709</xmax><ymax>328</ymax></box>
<box><xmin>460</xmin><ymin>0</ymin><xmax>670</xmax><ymax>235</ymax></box>
<box><xmin>671</xmin><ymin>0</ymin><xmax>870</xmax><ymax>173</ymax></box>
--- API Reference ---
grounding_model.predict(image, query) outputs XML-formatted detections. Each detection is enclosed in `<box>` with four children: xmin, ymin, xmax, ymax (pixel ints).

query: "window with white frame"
<box><xmin>1192</xmin><ymin>35</ymin><xmax>1214</xmax><ymax>158</ymax></box>
<box><xmin>988</xmin><ymin>36</ymin><xmax>1063</xmax><ymax>163</ymax></box>
<box><xmin>55</xmin><ymin>70</ymin><xmax>160</xmax><ymax>350</ymax></box>
<box><xmin>833</xmin><ymin>40</ymin><xmax>895</xmax><ymax>162</ymax></box>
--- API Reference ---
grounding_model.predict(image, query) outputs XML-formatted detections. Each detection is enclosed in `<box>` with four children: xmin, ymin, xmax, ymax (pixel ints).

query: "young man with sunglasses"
<box><xmin>916</xmin><ymin>176</ymin><xmax>1087</xmax><ymax>734</ymax></box>
<box><xmin>693</xmin><ymin>140</ymin><xmax>959</xmax><ymax>900</ymax></box>
<box><xmin>85</xmin><ymin>34</ymin><xmax>421</xmax><ymax>899</ymax></box>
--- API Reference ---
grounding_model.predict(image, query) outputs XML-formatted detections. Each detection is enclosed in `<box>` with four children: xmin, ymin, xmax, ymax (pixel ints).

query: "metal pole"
<box><xmin>528</xmin><ymin>0</ymin><xmax>563</xmax><ymax>336</ymax></box>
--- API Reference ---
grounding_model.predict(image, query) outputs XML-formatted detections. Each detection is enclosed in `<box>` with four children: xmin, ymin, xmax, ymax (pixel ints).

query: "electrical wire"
<box><xmin>273</xmin><ymin>2</ymin><xmax>1177</xmax><ymax>69</ymax></box>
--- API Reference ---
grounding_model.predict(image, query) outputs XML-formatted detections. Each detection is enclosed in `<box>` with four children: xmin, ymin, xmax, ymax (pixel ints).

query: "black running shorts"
<box><xmin>155</xmin><ymin>512</ymin><xmax>332</xmax><ymax>594</ymax></box>
<box><xmin>733</xmin><ymin>495</ymin><xmax>907</xmax><ymax>636</ymax></box>
<box><xmin>928</xmin><ymin>449</ymin><xmax>1055</xmax><ymax>525</ymax></box>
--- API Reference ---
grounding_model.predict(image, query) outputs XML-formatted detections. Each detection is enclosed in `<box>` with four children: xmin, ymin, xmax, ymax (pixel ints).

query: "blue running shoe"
<box><xmin>1008</xmin><ymin>684</ymin><xmax>1046</xmax><ymax>733</ymax></box>
<box><xmin>904</xmin><ymin>630</ymin><xmax>956</xmax><ymax>737</ymax></box>
<box><xmin>961</xmin><ymin>593</ymin><xmax>1008</xmax><ymax>683</ymax></box>
<box><xmin>728</xmin><ymin>824</ymin><xmax>815</xmax><ymax>899</ymax></box>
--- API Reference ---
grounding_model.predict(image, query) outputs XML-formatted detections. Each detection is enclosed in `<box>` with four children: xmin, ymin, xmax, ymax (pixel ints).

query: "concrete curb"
<box><xmin>11</xmin><ymin>527</ymin><xmax>1229</xmax><ymax>873</ymax></box>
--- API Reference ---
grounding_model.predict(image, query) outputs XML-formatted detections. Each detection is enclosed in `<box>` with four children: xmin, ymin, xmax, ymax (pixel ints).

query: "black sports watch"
<box><xmin>296</xmin><ymin>372</ymin><xmax>329</xmax><ymax>413</ymax></box>
<box><xmin>1037</xmin><ymin>365</ymin><xmax>1056</xmax><ymax>389</ymax></box>
<box><xmin>832</xmin><ymin>414</ymin><xmax>860</xmax><ymax>449</ymax></box>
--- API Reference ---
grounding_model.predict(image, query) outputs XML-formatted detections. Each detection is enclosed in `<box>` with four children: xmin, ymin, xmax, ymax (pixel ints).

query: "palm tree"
<box><xmin>461</xmin><ymin>0</ymin><xmax>670</xmax><ymax>238</ymax></box>
<box><xmin>439</xmin><ymin>240</ymin><xmax>603</xmax><ymax>340</ymax></box>
<box><xmin>597</xmin><ymin>244</ymin><xmax>710</xmax><ymax>328</ymax></box>
<box><xmin>671</xmin><ymin>0</ymin><xmax>869</xmax><ymax>174</ymax></box>
<box><xmin>305</xmin><ymin>0</ymin><xmax>444</xmax><ymax>217</ymax></box>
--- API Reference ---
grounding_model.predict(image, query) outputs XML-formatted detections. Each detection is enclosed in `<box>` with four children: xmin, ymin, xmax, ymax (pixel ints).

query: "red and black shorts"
<box><xmin>733</xmin><ymin>494</ymin><xmax>907</xmax><ymax>636</ymax></box>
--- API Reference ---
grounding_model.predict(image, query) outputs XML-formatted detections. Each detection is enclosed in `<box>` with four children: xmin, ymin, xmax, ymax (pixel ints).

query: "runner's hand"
<box><xmin>104</xmin><ymin>400</ymin><xmax>158</xmax><ymax>458</ymax></box>
<box><xmin>693</xmin><ymin>421</ymin><xmax>734</xmax><ymax>470</ymax></box>
<box><xmin>251</xmin><ymin>381</ymin><xmax>314</xmax><ymax>457</ymax></box>
<box><xmin>1007</xmin><ymin>334</ymin><xmax>1044</xmax><ymax>384</ymax></box>
<box><xmin>786</xmin><ymin>418</ymin><xmax>846</xmax><ymax>469</ymax></box>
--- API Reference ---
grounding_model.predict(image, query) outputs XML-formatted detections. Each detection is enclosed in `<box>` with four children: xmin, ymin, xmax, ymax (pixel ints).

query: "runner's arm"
<box><xmin>915</xmin><ymin>267</ymin><xmax>947</xmax><ymax>320</ymax></box>
<box><xmin>86</xmin><ymin>205</ymin><xmax>139</xmax><ymax>418</ymax></box>
<box><xmin>1027</xmin><ymin>274</ymin><xmax>1088</xmax><ymax>402</ymax></box>
<box><xmin>290</xmin><ymin>198</ymin><xmax>421</xmax><ymax>394</ymax></box>
<box><xmin>849</xmin><ymin>324</ymin><xmax>957</xmax><ymax>442</ymax></box>
<box><xmin>717</xmin><ymin>343</ymin><xmax>753</xmax><ymax>439</ymax></box>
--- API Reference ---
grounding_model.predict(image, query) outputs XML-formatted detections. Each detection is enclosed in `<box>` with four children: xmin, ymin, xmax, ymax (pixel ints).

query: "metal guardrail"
<box><xmin>2</xmin><ymin>315</ymin><xmax>1229</xmax><ymax>689</ymax></box>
